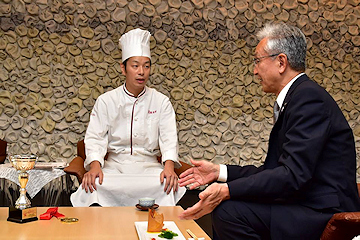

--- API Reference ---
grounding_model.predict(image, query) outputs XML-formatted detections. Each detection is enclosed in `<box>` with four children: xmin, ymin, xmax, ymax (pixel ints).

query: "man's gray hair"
<box><xmin>256</xmin><ymin>22</ymin><xmax>307</xmax><ymax>72</ymax></box>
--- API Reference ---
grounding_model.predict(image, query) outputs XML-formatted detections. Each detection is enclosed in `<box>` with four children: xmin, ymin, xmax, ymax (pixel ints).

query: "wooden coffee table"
<box><xmin>0</xmin><ymin>206</ymin><xmax>210</xmax><ymax>239</ymax></box>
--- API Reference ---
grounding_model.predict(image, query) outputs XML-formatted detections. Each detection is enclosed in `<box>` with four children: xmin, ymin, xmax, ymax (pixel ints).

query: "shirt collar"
<box><xmin>276</xmin><ymin>73</ymin><xmax>305</xmax><ymax>109</ymax></box>
<box><xmin>123</xmin><ymin>84</ymin><xmax>146</xmax><ymax>98</ymax></box>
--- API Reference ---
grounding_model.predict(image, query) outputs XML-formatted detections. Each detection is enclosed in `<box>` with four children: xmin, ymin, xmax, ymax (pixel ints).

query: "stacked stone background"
<box><xmin>0</xmin><ymin>0</ymin><xmax>359</xmax><ymax>181</ymax></box>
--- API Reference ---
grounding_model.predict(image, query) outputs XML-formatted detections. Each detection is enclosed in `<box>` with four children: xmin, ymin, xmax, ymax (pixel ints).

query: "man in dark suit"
<box><xmin>178</xmin><ymin>22</ymin><xmax>360</xmax><ymax>240</ymax></box>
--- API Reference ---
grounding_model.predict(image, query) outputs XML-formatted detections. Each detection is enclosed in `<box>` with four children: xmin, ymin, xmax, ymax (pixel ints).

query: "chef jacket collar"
<box><xmin>123</xmin><ymin>84</ymin><xmax>146</xmax><ymax>99</ymax></box>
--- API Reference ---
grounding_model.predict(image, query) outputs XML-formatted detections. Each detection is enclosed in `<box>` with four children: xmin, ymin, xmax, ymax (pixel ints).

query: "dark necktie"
<box><xmin>273</xmin><ymin>101</ymin><xmax>280</xmax><ymax>124</ymax></box>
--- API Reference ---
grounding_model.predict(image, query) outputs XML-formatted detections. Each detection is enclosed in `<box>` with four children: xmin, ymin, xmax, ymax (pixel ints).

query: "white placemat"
<box><xmin>135</xmin><ymin>221</ymin><xmax>186</xmax><ymax>240</ymax></box>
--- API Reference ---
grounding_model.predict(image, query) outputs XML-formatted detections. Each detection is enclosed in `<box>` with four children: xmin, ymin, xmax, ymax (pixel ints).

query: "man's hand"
<box><xmin>178</xmin><ymin>159</ymin><xmax>220</xmax><ymax>189</ymax></box>
<box><xmin>160</xmin><ymin>160</ymin><xmax>178</xmax><ymax>194</ymax></box>
<box><xmin>179</xmin><ymin>183</ymin><xmax>230</xmax><ymax>220</ymax></box>
<box><xmin>81</xmin><ymin>161</ymin><xmax>103</xmax><ymax>193</ymax></box>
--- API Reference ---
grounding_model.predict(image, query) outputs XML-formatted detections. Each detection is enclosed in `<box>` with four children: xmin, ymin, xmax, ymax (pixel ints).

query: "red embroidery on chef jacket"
<box><xmin>148</xmin><ymin>110</ymin><xmax>157</xmax><ymax>114</ymax></box>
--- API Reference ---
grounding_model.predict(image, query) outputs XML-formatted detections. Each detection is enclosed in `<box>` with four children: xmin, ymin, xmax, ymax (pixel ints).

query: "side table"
<box><xmin>0</xmin><ymin>164</ymin><xmax>75</xmax><ymax>207</ymax></box>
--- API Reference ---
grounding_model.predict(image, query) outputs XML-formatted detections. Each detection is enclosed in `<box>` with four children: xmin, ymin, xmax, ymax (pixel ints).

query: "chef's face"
<box><xmin>121</xmin><ymin>56</ymin><xmax>151</xmax><ymax>97</ymax></box>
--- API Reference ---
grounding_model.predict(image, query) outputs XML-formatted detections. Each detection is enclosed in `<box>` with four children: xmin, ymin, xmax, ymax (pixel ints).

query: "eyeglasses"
<box><xmin>253</xmin><ymin>53</ymin><xmax>280</xmax><ymax>65</ymax></box>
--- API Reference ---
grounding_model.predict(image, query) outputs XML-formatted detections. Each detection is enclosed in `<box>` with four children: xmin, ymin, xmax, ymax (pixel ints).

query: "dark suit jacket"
<box><xmin>226</xmin><ymin>74</ymin><xmax>360</xmax><ymax>239</ymax></box>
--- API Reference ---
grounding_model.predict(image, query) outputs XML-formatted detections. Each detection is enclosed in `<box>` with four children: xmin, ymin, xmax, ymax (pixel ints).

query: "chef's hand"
<box><xmin>82</xmin><ymin>161</ymin><xmax>103</xmax><ymax>193</ymax></box>
<box><xmin>179</xmin><ymin>183</ymin><xmax>230</xmax><ymax>220</ymax></box>
<box><xmin>178</xmin><ymin>159</ymin><xmax>220</xmax><ymax>190</ymax></box>
<box><xmin>160</xmin><ymin>160</ymin><xmax>178</xmax><ymax>194</ymax></box>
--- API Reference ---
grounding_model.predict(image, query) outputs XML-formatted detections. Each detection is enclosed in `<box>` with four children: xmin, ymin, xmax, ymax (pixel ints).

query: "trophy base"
<box><xmin>7</xmin><ymin>206</ymin><xmax>38</xmax><ymax>223</ymax></box>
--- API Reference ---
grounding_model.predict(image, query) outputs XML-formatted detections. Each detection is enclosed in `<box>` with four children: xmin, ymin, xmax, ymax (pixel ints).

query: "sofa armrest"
<box><xmin>0</xmin><ymin>139</ymin><xmax>7</xmax><ymax>164</ymax></box>
<box><xmin>64</xmin><ymin>156</ymin><xmax>86</xmax><ymax>184</ymax></box>
<box><xmin>175</xmin><ymin>161</ymin><xmax>192</xmax><ymax>177</ymax></box>
<box><xmin>321</xmin><ymin>212</ymin><xmax>360</xmax><ymax>240</ymax></box>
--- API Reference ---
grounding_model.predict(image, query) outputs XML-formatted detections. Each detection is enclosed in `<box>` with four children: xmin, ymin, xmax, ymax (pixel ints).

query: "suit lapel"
<box><xmin>278</xmin><ymin>74</ymin><xmax>310</xmax><ymax>119</ymax></box>
<box><xmin>267</xmin><ymin>75</ymin><xmax>311</xmax><ymax>168</ymax></box>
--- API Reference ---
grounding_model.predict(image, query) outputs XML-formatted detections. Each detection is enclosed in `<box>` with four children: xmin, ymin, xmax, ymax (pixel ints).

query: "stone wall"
<box><xmin>0</xmin><ymin>0</ymin><xmax>359</xmax><ymax>180</ymax></box>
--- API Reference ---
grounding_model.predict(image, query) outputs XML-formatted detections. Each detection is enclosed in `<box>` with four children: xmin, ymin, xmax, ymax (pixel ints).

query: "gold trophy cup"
<box><xmin>7</xmin><ymin>154</ymin><xmax>38</xmax><ymax>223</ymax></box>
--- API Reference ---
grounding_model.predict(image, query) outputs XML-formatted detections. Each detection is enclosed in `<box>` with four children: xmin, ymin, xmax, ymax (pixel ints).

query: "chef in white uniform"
<box><xmin>71</xmin><ymin>28</ymin><xmax>186</xmax><ymax>207</ymax></box>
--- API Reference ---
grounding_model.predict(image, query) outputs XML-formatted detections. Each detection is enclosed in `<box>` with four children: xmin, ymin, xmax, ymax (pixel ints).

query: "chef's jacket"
<box><xmin>84</xmin><ymin>84</ymin><xmax>180</xmax><ymax>169</ymax></box>
<box><xmin>71</xmin><ymin>84</ymin><xmax>186</xmax><ymax>207</ymax></box>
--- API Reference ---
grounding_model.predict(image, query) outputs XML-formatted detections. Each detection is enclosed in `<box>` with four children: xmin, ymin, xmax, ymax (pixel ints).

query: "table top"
<box><xmin>0</xmin><ymin>206</ymin><xmax>210</xmax><ymax>240</ymax></box>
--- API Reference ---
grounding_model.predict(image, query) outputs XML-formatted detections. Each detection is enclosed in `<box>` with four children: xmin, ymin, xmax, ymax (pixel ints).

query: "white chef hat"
<box><xmin>119</xmin><ymin>28</ymin><xmax>151</xmax><ymax>62</ymax></box>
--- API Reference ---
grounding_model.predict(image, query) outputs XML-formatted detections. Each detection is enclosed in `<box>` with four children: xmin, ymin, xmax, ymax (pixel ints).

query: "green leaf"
<box><xmin>158</xmin><ymin>230</ymin><xmax>179</xmax><ymax>239</ymax></box>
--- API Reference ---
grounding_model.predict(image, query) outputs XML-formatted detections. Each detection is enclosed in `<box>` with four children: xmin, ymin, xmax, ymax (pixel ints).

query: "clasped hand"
<box><xmin>178</xmin><ymin>159</ymin><xmax>230</xmax><ymax>220</ymax></box>
<box><xmin>179</xmin><ymin>182</ymin><xmax>230</xmax><ymax>220</ymax></box>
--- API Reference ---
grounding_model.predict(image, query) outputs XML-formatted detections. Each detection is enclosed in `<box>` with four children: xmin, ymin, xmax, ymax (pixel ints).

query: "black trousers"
<box><xmin>211</xmin><ymin>200</ymin><xmax>333</xmax><ymax>240</ymax></box>
<box><xmin>212</xmin><ymin>200</ymin><xmax>271</xmax><ymax>240</ymax></box>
